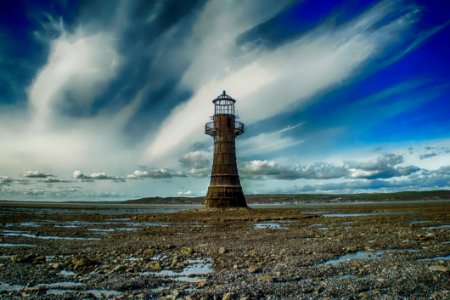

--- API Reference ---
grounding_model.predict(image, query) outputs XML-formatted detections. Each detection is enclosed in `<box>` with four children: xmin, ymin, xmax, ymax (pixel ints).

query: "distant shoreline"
<box><xmin>1</xmin><ymin>190</ymin><xmax>449</xmax><ymax>208</ymax></box>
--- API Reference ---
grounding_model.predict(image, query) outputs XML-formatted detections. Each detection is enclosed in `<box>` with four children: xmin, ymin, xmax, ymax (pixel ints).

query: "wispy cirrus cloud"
<box><xmin>240</xmin><ymin>124</ymin><xmax>304</xmax><ymax>156</ymax></box>
<box><xmin>145</xmin><ymin>0</ymin><xmax>434</xmax><ymax>163</ymax></box>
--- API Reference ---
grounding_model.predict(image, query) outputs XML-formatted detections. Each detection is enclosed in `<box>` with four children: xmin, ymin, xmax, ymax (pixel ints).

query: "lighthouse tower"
<box><xmin>204</xmin><ymin>91</ymin><xmax>247</xmax><ymax>208</ymax></box>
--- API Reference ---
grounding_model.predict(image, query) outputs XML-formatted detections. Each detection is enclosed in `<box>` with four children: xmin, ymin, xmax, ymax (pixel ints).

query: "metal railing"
<box><xmin>204</xmin><ymin>121</ymin><xmax>245</xmax><ymax>136</ymax></box>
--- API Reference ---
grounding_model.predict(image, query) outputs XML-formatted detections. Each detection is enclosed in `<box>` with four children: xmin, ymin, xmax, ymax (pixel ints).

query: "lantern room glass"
<box><xmin>213</xmin><ymin>91</ymin><xmax>236</xmax><ymax>116</ymax></box>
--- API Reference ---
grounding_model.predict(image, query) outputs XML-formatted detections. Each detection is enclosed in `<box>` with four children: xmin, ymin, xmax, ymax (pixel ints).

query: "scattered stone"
<box><xmin>113</xmin><ymin>265</ymin><xmax>126</xmax><ymax>272</ymax></box>
<box><xmin>359</xmin><ymin>292</ymin><xmax>369</xmax><ymax>298</ymax></box>
<box><xmin>146</xmin><ymin>261</ymin><xmax>161</xmax><ymax>272</ymax></box>
<box><xmin>248</xmin><ymin>265</ymin><xmax>260</xmax><ymax>273</ymax></box>
<box><xmin>345</xmin><ymin>246</ymin><xmax>357</xmax><ymax>253</ymax></box>
<box><xmin>257</xmin><ymin>275</ymin><xmax>273</xmax><ymax>283</ymax></box>
<box><xmin>364</xmin><ymin>246</ymin><xmax>375</xmax><ymax>252</ymax></box>
<box><xmin>11</xmin><ymin>254</ymin><xmax>40</xmax><ymax>263</ymax></box>
<box><xmin>180</xmin><ymin>247</ymin><xmax>193</xmax><ymax>255</ymax></box>
<box><xmin>72</xmin><ymin>257</ymin><xmax>98</xmax><ymax>269</ymax></box>
<box><xmin>432</xmin><ymin>291</ymin><xmax>445</xmax><ymax>299</ymax></box>
<box><xmin>24</xmin><ymin>286</ymin><xmax>41</xmax><ymax>293</ymax></box>
<box><xmin>429</xmin><ymin>265</ymin><xmax>448</xmax><ymax>272</ymax></box>
<box><xmin>32</xmin><ymin>255</ymin><xmax>46</xmax><ymax>264</ymax></box>
<box><xmin>143</xmin><ymin>249</ymin><xmax>156</xmax><ymax>257</ymax></box>
<box><xmin>172</xmin><ymin>289</ymin><xmax>180</xmax><ymax>297</ymax></box>
<box><xmin>49</xmin><ymin>263</ymin><xmax>61</xmax><ymax>270</ymax></box>
<box><xmin>222</xmin><ymin>292</ymin><xmax>232</xmax><ymax>300</ymax></box>
<box><xmin>219</xmin><ymin>247</ymin><xmax>227</xmax><ymax>254</ymax></box>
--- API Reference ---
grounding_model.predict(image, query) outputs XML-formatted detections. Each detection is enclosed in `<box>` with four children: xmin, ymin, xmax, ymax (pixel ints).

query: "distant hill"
<box><xmin>124</xmin><ymin>190</ymin><xmax>450</xmax><ymax>205</ymax></box>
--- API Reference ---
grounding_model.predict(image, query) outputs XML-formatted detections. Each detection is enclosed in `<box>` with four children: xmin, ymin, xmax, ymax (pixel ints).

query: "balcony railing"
<box><xmin>205</xmin><ymin>121</ymin><xmax>245</xmax><ymax>137</ymax></box>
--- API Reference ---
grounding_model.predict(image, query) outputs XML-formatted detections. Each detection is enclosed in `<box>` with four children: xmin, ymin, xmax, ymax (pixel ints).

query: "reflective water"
<box><xmin>37</xmin><ymin>282</ymin><xmax>85</xmax><ymax>288</ymax></box>
<box><xmin>320</xmin><ymin>249</ymin><xmax>421</xmax><ymax>266</ymax></box>
<box><xmin>253</xmin><ymin>222</ymin><xmax>286</xmax><ymax>230</ymax></box>
<box><xmin>417</xmin><ymin>254</ymin><xmax>450</xmax><ymax>261</ymax></box>
<box><xmin>0</xmin><ymin>282</ymin><xmax>25</xmax><ymax>292</ymax></box>
<box><xmin>320</xmin><ymin>212</ymin><xmax>413</xmax><ymax>217</ymax></box>
<box><xmin>141</xmin><ymin>258</ymin><xmax>212</xmax><ymax>282</ymax></box>
<box><xmin>46</xmin><ymin>288</ymin><xmax>121</xmax><ymax>296</ymax></box>
<box><xmin>421</xmin><ymin>225</ymin><xmax>450</xmax><ymax>230</ymax></box>
<box><xmin>320</xmin><ymin>250</ymin><xmax>387</xmax><ymax>266</ymax></box>
<box><xmin>309</xmin><ymin>224</ymin><xmax>328</xmax><ymax>231</ymax></box>
<box><xmin>410</xmin><ymin>220</ymin><xmax>430</xmax><ymax>224</ymax></box>
<box><xmin>59</xmin><ymin>270</ymin><xmax>77</xmax><ymax>277</ymax></box>
<box><xmin>0</xmin><ymin>243</ymin><xmax>35</xmax><ymax>247</ymax></box>
<box><xmin>2</xmin><ymin>205</ymin><xmax>201</xmax><ymax>215</ymax></box>
<box><xmin>0</xmin><ymin>229</ymin><xmax>100</xmax><ymax>240</ymax></box>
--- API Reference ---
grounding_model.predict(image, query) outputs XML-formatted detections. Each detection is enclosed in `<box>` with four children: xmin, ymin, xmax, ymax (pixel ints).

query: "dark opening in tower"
<box><xmin>204</xmin><ymin>91</ymin><xmax>247</xmax><ymax>208</ymax></box>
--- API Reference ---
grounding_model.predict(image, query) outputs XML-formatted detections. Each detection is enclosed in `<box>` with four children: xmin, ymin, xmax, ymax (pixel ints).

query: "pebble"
<box><xmin>257</xmin><ymin>275</ymin><xmax>273</xmax><ymax>283</ymax></box>
<box><xmin>180</xmin><ymin>247</ymin><xmax>194</xmax><ymax>255</ymax></box>
<box><xmin>248</xmin><ymin>265</ymin><xmax>260</xmax><ymax>273</ymax></box>
<box><xmin>143</xmin><ymin>249</ymin><xmax>156</xmax><ymax>257</ymax></box>
<box><xmin>429</xmin><ymin>265</ymin><xmax>448</xmax><ymax>272</ymax></box>
<box><xmin>222</xmin><ymin>292</ymin><xmax>232</xmax><ymax>300</ymax></box>
<box><xmin>146</xmin><ymin>261</ymin><xmax>161</xmax><ymax>272</ymax></box>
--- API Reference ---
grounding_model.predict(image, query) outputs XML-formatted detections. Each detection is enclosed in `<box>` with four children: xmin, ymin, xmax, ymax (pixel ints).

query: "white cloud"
<box><xmin>73</xmin><ymin>170</ymin><xmax>123</xmax><ymax>181</ymax></box>
<box><xmin>240</xmin><ymin>160</ymin><xmax>349</xmax><ymax>180</ymax></box>
<box><xmin>127</xmin><ymin>168</ymin><xmax>187</xmax><ymax>179</ymax></box>
<box><xmin>22</xmin><ymin>170</ymin><xmax>55</xmax><ymax>178</ymax></box>
<box><xmin>29</xmin><ymin>30</ymin><xmax>121</xmax><ymax>128</ymax></box>
<box><xmin>178</xmin><ymin>150</ymin><xmax>211</xmax><ymax>177</ymax></box>
<box><xmin>144</xmin><ymin>0</ymin><xmax>422</xmax><ymax>163</ymax></box>
<box><xmin>240</xmin><ymin>153</ymin><xmax>421</xmax><ymax>181</ymax></box>
<box><xmin>177</xmin><ymin>190</ymin><xmax>192</xmax><ymax>196</ymax></box>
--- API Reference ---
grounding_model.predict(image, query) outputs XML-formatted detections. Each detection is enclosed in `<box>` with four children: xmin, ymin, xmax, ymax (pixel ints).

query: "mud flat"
<box><xmin>0</xmin><ymin>202</ymin><xmax>449</xmax><ymax>299</ymax></box>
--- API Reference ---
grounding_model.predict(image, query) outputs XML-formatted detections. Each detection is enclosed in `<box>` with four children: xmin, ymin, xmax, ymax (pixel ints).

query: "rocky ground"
<box><xmin>0</xmin><ymin>203</ymin><xmax>449</xmax><ymax>299</ymax></box>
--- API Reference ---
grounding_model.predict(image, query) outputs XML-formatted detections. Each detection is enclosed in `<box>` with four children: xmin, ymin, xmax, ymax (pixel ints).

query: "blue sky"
<box><xmin>1</xmin><ymin>0</ymin><xmax>450</xmax><ymax>201</ymax></box>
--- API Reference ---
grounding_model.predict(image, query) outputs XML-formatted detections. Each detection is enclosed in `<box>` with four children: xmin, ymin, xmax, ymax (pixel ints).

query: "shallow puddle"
<box><xmin>417</xmin><ymin>254</ymin><xmax>450</xmax><ymax>261</ymax></box>
<box><xmin>59</xmin><ymin>270</ymin><xmax>77</xmax><ymax>277</ymax></box>
<box><xmin>46</xmin><ymin>288</ymin><xmax>121</xmax><ymax>297</ymax></box>
<box><xmin>0</xmin><ymin>282</ymin><xmax>25</xmax><ymax>292</ymax></box>
<box><xmin>0</xmin><ymin>243</ymin><xmax>35</xmax><ymax>247</ymax></box>
<box><xmin>321</xmin><ymin>212</ymin><xmax>412</xmax><ymax>217</ymax></box>
<box><xmin>38</xmin><ymin>282</ymin><xmax>85</xmax><ymax>288</ymax></box>
<box><xmin>88</xmin><ymin>228</ymin><xmax>115</xmax><ymax>232</ymax></box>
<box><xmin>5</xmin><ymin>222</ymin><xmax>42</xmax><ymax>227</ymax></box>
<box><xmin>410</xmin><ymin>220</ymin><xmax>430</xmax><ymax>224</ymax></box>
<box><xmin>321</xmin><ymin>249</ymin><xmax>420</xmax><ymax>266</ymax></box>
<box><xmin>330</xmin><ymin>274</ymin><xmax>358</xmax><ymax>280</ymax></box>
<box><xmin>321</xmin><ymin>251</ymin><xmax>386</xmax><ymax>266</ymax></box>
<box><xmin>309</xmin><ymin>224</ymin><xmax>328</xmax><ymax>231</ymax></box>
<box><xmin>253</xmin><ymin>222</ymin><xmax>286</xmax><ymax>230</ymax></box>
<box><xmin>141</xmin><ymin>258</ymin><xmax>212</xmax><ymax>282</ymax></box>
<box><xmin>421</xmin><ymin>224</ymin><xmax>450</xmax><ymax>230</ymax></box>
<box><xmin>0</xmin><ymin>230</ymin><xmax>100</xmax><ymax>240</ymax></box>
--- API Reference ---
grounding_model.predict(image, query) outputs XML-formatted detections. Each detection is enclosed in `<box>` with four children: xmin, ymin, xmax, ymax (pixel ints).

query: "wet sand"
<box><xmin>0</xmin><ymin>202</ymin><xmax>449</xmax><ymax>299</ymax></box>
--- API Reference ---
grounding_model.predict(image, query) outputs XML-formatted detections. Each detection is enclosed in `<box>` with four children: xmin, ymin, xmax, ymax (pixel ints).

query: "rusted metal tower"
<box><xmin>204</xmin><ymin>91</ymin><xmax>247</xmax><ymax>208</ymax></box>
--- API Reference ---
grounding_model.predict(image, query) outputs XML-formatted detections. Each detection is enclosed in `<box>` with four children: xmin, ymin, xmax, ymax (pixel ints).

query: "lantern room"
<box><xmin>212</xmin><ymin>90</ymin><xmax>236</xmax><ymax>115</ymax></box>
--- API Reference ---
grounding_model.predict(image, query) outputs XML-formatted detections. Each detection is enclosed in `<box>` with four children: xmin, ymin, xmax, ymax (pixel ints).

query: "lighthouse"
<box><xmin>204</xmin><ymin>91</ymin><xmax>247</xmax><ymax>208</ymax></box>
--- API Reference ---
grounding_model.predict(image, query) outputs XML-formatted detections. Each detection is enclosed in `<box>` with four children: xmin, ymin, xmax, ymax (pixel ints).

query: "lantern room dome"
<box><xmin>212</xmin><ymin>90</ymin><xmax>236</xmax><ymax>104</ymax></box>
<box><xmin>212</xmin><ymin>90</ymin><xmax>236</xmax><ymax>115</ymax></box>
